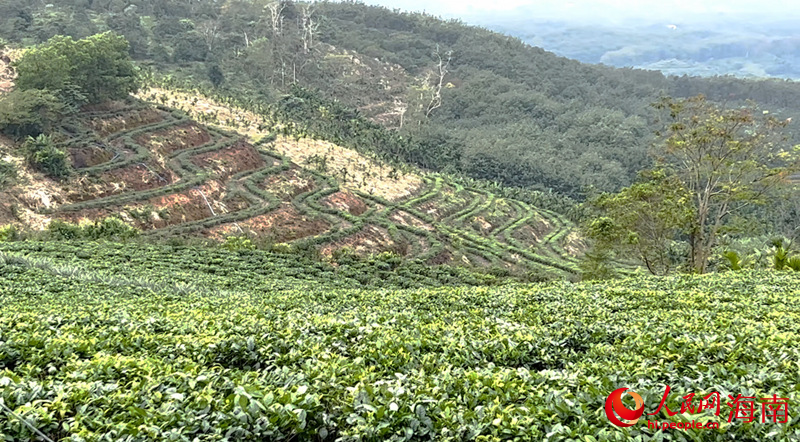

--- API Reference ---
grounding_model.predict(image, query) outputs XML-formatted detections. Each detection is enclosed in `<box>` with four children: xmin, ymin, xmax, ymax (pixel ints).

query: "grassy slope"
<box><xmin>1</xmin><ymin>242</ymin><xmax>798</xmax><ymax>441</ymax></box>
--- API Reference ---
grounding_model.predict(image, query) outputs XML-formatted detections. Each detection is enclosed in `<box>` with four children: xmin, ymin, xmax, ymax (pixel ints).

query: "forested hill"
<box><xmin>3</xmin><ymin>0</ymin><xmax>800</xmax><ymax>198</ymax></box>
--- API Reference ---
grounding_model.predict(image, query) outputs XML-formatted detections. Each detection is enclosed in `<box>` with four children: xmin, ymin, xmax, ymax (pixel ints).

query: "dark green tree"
<box><xmin>14</xmin><ymin>32</ymin><xmax>138</xmax><ymax>105</ymax></box>
<box><xmin>23</xmin><ymin>134</ymin><xmax>71</xmax><ymax>179</ymax></box>
<box><xmin>0</xmin><ymin>89</ymin><xmax>67</xmax><ymax>139</ymax></box>
<box><xmin>207</xmin><ymin>63</ymin><xmax>224</xmax><ymax>87</ymax></box>
<box><xmin>585</xmin><ymin>169</ymin><xmax>694</xmax><ymax>275</ymax></box>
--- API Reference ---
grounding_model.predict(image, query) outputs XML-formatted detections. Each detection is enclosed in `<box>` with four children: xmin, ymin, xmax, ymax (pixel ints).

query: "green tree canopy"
<box><xmin>586</xmin><ymin>169</ymin><xmax>694</xmax><ymax>275</ymax></box>
<box><xmin>14</xmin><ymin>32</ymin><xmax>138</xmax><ymax>105</ymax></box>
<box><xmin>590</xmin><ymin>95</ymin><xmax>800</xmax><ymax>275</ymax></box>
<box><xmin>654</xmin><ymin>95</ymin><xmax>800</xmax><ymax>273</ymax></box>
<box><xmin>0</xmin><ymin>89</ymin><xmax>66</xmax><ymax>139</ymax></box>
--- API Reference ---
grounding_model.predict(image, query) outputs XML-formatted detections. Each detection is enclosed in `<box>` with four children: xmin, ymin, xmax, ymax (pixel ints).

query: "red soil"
<box><xmin>88</xmin><ymin>108</ymin><xmax>165</xmax><ymax>137</ymax></box>
<box><xmin>320</xmin><ymin>225</ymin><xmax>396</xmax><ymax>257</ymax></box>
<box><xmin>68</xmin><ymin>146</ymin><xmax>114</xmax><ymax>169</ymax></box>
<box><xmin>209</xmin><ymin>204</ymin><xmax>330</xmax><ymax>241</ymax></box>
<box><xmin>321</xmin><ymin>190</ymin><xmax>368</xmax><ymax>216</ymax></box>
<box><xmin>68</xmin><ymin>162</ymin><xmax>176</xmax><ymax>202</ymax></box>
<box><xmin>190</xmin><ymin>140</ymin><xmax>265</xmax><ymax>179</ymax></box>
<box><xmin>261</xmin><ymin>168</ymin><xmax>316</xmax><ymax>200</ymax></box>
<box><xmin>135</xmin><ymin>123</ymin><xmax>212</xmax><ymax>155</ymax></box>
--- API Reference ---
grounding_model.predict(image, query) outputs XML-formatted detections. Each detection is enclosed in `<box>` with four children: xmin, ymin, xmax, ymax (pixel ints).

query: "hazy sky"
<box><xmin>362</xmin><ymin>0</ymin><xmax>800</xmax><ymax>22</ymax></box>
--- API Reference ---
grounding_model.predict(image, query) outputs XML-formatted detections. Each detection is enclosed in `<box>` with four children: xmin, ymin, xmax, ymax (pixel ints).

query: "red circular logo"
<box><xmin>605</xmin><ymin>388</ymin><xmax>644</xmax><ymax>427</ymax></box>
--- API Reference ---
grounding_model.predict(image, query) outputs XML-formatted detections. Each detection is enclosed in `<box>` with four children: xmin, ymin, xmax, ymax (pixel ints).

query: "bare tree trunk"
<box><xmin>300</xmin><ymin>4</ymin><xmax>319</xmax><ymax>55</ymax></box>
<box><xmin>425</xmin><ymin>45</ymin><xmax>452</xmax><ymax>119</ymax></box>
<box><xmin>268</xmin><ymin>3</ymin><xmax>286</xmax><ymax>38</ymax></box>
<box><xmin>268</xmin><ymin>2</ymin><xmax>287</xmax><ymax>88</ymax></box>
<box><xmin>199</xmin><ymin>20</ymin><xmax>220</xmax><ymax>54</ymax></box>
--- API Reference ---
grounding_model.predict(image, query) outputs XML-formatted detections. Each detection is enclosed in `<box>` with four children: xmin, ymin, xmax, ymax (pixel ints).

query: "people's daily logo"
<box><xmin>605</xmin><ymin>388</ymin><xmax>644</xmax><ymax>427</ymax></box>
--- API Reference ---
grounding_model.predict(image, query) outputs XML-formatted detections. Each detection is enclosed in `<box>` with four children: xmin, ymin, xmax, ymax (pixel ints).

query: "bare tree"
<box><xmin>425</xmin><ymin>45</ymin><xmax>452</xmax><ymax>119</ymax></box>
<box><xmin>198</xmin><ymin>19</ymin><xmax>220</xmax><ymax>54</ymax></box>
<box><xmin>267</xmin><ymin>2</ymin><xmax>286</xmax><ymax>38</ymax></box>
<box><xmin>265</xmin><ymin>2</ymin><xmax>288</xmax><ymax>86</ymax></box>
<box><xmin>300</xmin><ymin>3</ymin><xmax>320</xmax><ymax>55</ymax></box>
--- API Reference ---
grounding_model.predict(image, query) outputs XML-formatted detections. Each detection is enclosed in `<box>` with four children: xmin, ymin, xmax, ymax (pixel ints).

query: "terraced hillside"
<box><xmin>0</xmin><ymin>92</ymin><xmax>587</xmax><ymax>279</ymax></box>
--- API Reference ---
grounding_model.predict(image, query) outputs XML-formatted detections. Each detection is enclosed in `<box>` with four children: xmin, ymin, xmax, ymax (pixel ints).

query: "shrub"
<box><xmin>722</xmin><ymin>250</ymin><xmax>745</xmax><ymax>271</ymax></box>
<box><xmin>332</xmin><ymin>247</ymin><xmax>358</xmax><ymax>265</ymax></box>
<box><xmin>0</xmin><ymin>89</ymin><xmax>67</xmax><ymax>139</ymax></box>
<box><xmin>270</xmin><ymin>243</ymin><xmax>294</xmax><ymax>254</ymax></box>
<box><xmin>23</xmin><ymin>134</ymin><xmax>71</xmax><ymax>179</ymax></box>
<box><xmin>48</xmin><ymin>219</ymin><xmax>83</xmax><ymax>240</ymax></box>
<box><xmin>0</xmin><ymin>160</ymin><xmax>16</xmax><ymax>189</ymax></box>
<box><xmin>0</xmin><ymin>224</ymin><xmax>20</xmax><ymax>241</ymax></box>
<box><xmin>370</xmin><ymin>251</ymin><xmax>403</xmax><ymax>271</ymax></box>
<box><xmin>222</xmin><ymin>235</ymin><xmax>255</xmax><ymax>252</ymax></box>
<box><xmin>579</xmin><ymin>246</ymin><xmax>617</xmax><ymax>281</ymax></box>
<box><xmin>772</xmin><ymin>238</ymin><xmax>791</xmax><ymax>271</ymax></box>
<box><xmin>15</xmin><ymin>33</ymin><xmax>138</xmax><ymax>105</ymax></box>
<box><xmin>48</xmin><ymin>217</ymin><xmax>139</xmax><ymax>241</ymax></box>
<box><xmin>786</xmin><ymin>256</ymin><xmax>800</xmax><ymax>272</ymax></box>
<box><xmin>82</xmin><ymin>217</ymin><xmax>140</xmax><ymax>241</ymax></box>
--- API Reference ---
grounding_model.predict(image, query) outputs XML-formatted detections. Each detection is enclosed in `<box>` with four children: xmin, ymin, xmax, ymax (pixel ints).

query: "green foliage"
<box><xmin>788</xmin><ymin>256</ymin><xmax>800</xmax><ymax>272</ymax></box>
<box><xmin>48</xmin><ymin>217</ymin><xmax>139</xmax><ymax>241</ymax></box>
<box><xmin>6</xmin><ymin>0</ymin><xmax>800</xmax><ymax>212</ymax></box>
<box><xmin>722</xmin><ymin>250</ymin><xmax>745</xmax><ymax>271</ymax></box>
<box><xmin>22</xmin><ymin>134</ymin><xmax>71</xmax><ymax>179</ymax></box>
<box><xmin>207</xmin><ymin>63</ymin><xmax>224</xmax><ymax>87</ymax></box>
<box><xmin>653</xmin><ymin>95</ymin><xmax>800</xmax><ymax>273</ymax></box>
<box><xmin>47</xmin><ymin>219</ymin><xmax>83</xmax><ymax>240</ymax></box>
<box><xmin>15</xmin><ymin>32</ymin><xmax>138</xmax><ymax>105</ymax></box>
<box><xmin>585</xmin><ymin>169</ymin><xmax>693</xmax><ymax>275</ymax></box>
<box><xmin>82</xmin><ymin>216</ymin><xmax>140</xmax><ymax>241</ymax></box>
<box><xmin>0</xmin><ymin>224</ymin><xmax>19</xmax><ymax>242</ymax></box>
<box><xmin>716</xmin><ymin>236</ymin><xmax>800</xmax><ymax>272</ymax></box>
<box><xmin>579</xmin><ymin>247</ymin><xmax>618</xmax><ymax>281</ymax></box>
<box><xmin>222</xmin><ymin>235</ymin><xmax>256</xmax><ymax>252</ymax></box>
<box><xmin>1</xmin><ymin>241</ymin><xmax>800</xmax><ymax>440</ymax></box>
<box><xmin>270</xmin><ymin>242</ymin><xmax>294</xmax><ymax>254</ymax></box>
<box><xmin>0</xmin><ymin>160</ymin><xmax>16</xmax><ymax>189</ymax></box>
<box><xmin>0</xmin><ymin>89</ymin><xmax>67</xmax><ymax>139</ymax></box>
<box><xmin>173</xmin><ymin>30</ymin><xmax>208</xmax><ymax>62</ymax></box>
<box><xmin>772</xmin><ymin>239</ymin><xmax>790</xmax><ymax>270</ymax></box>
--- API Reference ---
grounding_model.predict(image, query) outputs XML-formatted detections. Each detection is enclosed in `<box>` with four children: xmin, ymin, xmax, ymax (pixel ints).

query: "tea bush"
<box><xmin>1</xmin><ymin>242</ymin><xmax>799</xmax><ymax>441</ymax></box>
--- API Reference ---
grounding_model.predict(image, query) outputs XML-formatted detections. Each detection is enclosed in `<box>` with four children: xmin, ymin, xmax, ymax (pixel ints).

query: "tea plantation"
<box><xmin>1</xmin><ymin>242</ymin><xmax>799</xmax><ymax>441</ymax></box>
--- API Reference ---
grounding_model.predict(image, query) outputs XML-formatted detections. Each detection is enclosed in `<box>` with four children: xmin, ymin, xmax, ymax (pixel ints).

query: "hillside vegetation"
<box><xmin>1</xmin><ymin>242</ymin><xmax>799</xmax><ymax>440</ymax></box>
<box><xmin>0</xmin><ymin>79</ymin><xmax>588</xmax><ymax>279</ymax></box>
<box><xmin>0</xmin><ymin>27</ymin><xmax>603</xmax><ymax>279</ymax></box>
<box><xmin>4</xmin><ymin>0</ymin><xmax>800</xmax><ymax>203</ymax></box>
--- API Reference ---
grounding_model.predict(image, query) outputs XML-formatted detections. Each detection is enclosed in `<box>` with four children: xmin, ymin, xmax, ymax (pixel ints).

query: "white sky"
<box><xmin>362</xmin><ymin>0</ymin><xmax>800</xmax><ymax>20</ymax></box>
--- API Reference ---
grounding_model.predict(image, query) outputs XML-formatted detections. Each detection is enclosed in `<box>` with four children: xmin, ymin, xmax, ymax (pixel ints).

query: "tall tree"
<box><xmin>653</xmin><ymin>95</ymin><xmax>800</xmax><ymax>273</ymax></box>
<box><xmin>586</xmin><ymin>169</ymin><xmax>694</xmax><ymax>275</ymax></box>
<box><xmin>15</xmin><ymin>32</ymin><xmax>138</xmax><ymax>104</ymax></box>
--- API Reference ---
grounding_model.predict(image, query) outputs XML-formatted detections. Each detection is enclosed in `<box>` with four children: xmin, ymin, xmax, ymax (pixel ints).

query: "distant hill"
<box><xmin>477</xmin><ymin>15</ymin><xmax>800</xmax><ymax>80</ymax></box>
